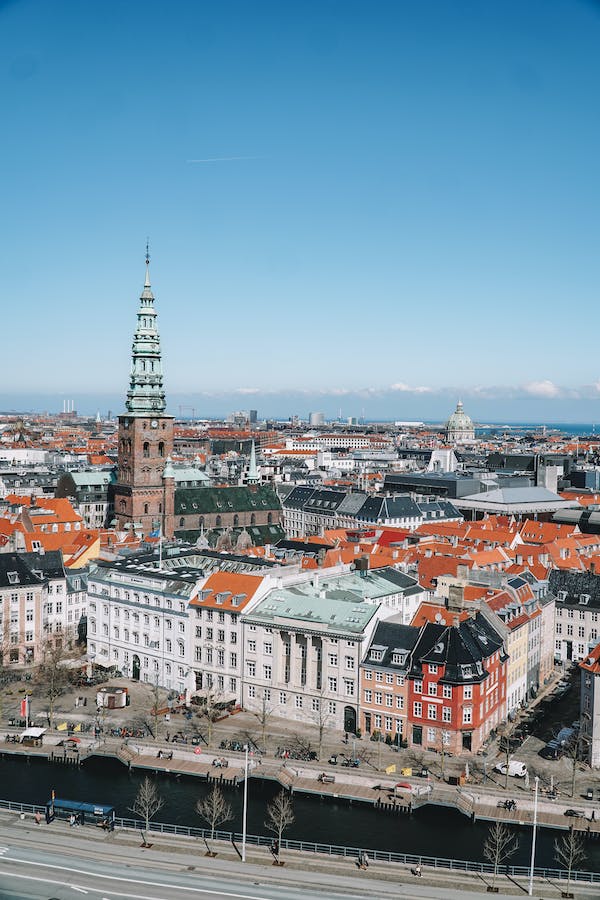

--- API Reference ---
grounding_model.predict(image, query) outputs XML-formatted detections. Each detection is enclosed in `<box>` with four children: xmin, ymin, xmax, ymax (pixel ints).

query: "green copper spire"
<box><xmin>246</xmin><ymin>440</ymin><xmax>259</xmax><ymax>484</ymax></box>
<box><xmin>125</xmin><ymin>248</ymin><xmax>167</xmax><ymax>415</ymax></box>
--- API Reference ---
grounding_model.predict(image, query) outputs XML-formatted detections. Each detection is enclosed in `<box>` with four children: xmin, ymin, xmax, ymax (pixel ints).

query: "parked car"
<box><xmin>539</xmin><ymin>740</ymin><xmax>562</xmax><ymax>760</ymax></box>
<box><xmin>494</xmin><ymin>760</ymin><xmax>528</xmax><ymax>778</ymax></box>
<box><xmin>564</xmin><ymin>809</ymin><xmax>586</xmax><ymax>818</ymax></box>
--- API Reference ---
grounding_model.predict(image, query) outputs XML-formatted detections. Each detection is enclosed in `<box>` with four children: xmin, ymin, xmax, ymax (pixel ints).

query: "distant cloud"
<box><xmin>390</xmin><ymin>382</ymin><xmax>433</xmax><ymax>394</ymax></box>
<box><xmin>521</xmin><ymin>380</ymin><xmax>564</xmax><ymax>399</ymax></box>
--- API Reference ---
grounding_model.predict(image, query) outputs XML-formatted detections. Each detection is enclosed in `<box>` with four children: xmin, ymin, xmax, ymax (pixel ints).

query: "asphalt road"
<box><xmin>0</xmin><ymin>819</ymin><xmax>598</xmax><ymax>900</ymax></box>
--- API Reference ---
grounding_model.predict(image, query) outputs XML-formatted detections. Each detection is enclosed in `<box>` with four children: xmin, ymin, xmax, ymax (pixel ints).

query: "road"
<box><xmin>0</xmin><ymin>818</ymin><xmax>598</xmax><ymax>900</ymax></box>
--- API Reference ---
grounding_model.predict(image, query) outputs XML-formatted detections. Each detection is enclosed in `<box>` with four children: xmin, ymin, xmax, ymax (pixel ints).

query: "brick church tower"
<box><xmin>113</xmin><ymin>251</ymin><xmax>175</xmax><ymax>538</ymax></box>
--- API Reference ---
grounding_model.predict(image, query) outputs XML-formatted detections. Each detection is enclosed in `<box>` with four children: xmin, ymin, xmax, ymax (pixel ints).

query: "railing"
<box><xmin>0</xmin><ymin>799</ymin><xmax>597</xmax><ymax>884</ymax></box>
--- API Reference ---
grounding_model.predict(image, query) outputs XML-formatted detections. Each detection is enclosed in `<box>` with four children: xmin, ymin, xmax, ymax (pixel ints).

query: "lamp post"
<box><xmin>528</xmin><ymin>775</ymin><xmax>539</xmax><ymax>896</ymax></box>
<box><xmin>242</xmin><ymin>743</ymin><xmax>249</xmax><ymax>862</ymax></box>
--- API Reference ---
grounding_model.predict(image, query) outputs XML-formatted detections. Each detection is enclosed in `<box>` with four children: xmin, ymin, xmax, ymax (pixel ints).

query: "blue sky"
<box><xmin>1</xmin><ymin>0</ymin><xmax>600</xmax><ymax>421</ymax></box>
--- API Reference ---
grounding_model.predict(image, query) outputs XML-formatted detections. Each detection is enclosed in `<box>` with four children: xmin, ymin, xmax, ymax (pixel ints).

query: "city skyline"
<box><xmin>1</xmin><ymin>1</ymin><xmax>599</xmax><ymax>418</ymax></box>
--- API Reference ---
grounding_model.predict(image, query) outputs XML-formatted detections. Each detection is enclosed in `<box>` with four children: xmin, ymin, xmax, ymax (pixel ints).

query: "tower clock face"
<box><xmin>151</xmin><ymin>420</ymin><xmax>158</xmax><ymax>428</ymax></box>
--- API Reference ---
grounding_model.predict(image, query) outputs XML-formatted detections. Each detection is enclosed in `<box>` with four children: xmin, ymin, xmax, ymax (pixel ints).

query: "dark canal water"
<box><xmin>0</xmin><ymin>756</ymin><xmax>599</xmax><ymax>871</ymax></box>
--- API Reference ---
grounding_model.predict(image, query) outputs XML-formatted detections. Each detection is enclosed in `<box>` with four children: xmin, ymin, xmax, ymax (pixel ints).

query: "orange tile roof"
<box><xmin>410</xmin><ymin>602</ymin><xmax>469</xmax><ymax>626</ymax></box>
<box><xmin>189</xmin><ymin>571</ymin><xmax>264</xmax><ymax>611</ymax></box>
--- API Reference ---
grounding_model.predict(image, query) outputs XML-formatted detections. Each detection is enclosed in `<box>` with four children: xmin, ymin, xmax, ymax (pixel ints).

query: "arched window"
<box><xmin>158</xmin><ymin>442</ymin><xmax>165</xmax><ymax>457</ymax></box>
<box><xmin>250</xmin><ymin>513</ymin><xmax>256</xmax><ymax>525</ymax></box>
<box><xmin>143</xmin><ymin>442</ymin><xmax>150</xmax><ymax>458</ymax></box>
<box><xmin>127</xmin><ymin>439</ymin><xmax>132</xmax><ymax>453</ymax></box>
<box><xmin>216</xmin><ymin>515</ymin><xmax>222</xmax><ymax>527</ymax></box>
<box><xmin>144</xmin><ymin>503</ymin><xmax>149</xmax><ymax>514</ymax></box>
<box><xmin>119</xmin><ymin>499</ymin><xmax>126</xmax><ymax>511</ymax></box>
<box><xmin>233</xmin><ymin>514</ymin><xmax>239</xmax><ymax>527</ymax></box>
<box><xmin>267</xmin><ymin>512</ymin><xmax>273</xmax><ymax>524</ymax></box>
<box><xmin>158</xmin><ymin>503</ymin><xmax>162</xmax><ymax>513</ymax></box>
<box><xmin>179</xmin><ymin>517</ymin><xmax>185</xmax><ymax>527</ymax></box>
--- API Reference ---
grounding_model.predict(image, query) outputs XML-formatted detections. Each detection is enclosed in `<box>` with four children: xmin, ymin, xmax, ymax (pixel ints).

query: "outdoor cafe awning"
<box><xmin>20</xmin><ymin>727</ymin><xmax>46</xmax><ymax>738</ymax></box>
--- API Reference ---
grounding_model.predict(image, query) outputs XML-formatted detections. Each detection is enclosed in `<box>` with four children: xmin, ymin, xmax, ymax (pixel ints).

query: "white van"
<box><xmin>494</xmin><ymin>760</ymin><xmax>528</xmax><ymax>778</ymax></box>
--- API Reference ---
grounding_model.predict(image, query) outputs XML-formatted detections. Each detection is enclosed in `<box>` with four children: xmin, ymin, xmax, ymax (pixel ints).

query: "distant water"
<box><xmin>474</xmin><ymin>423</ymin><xmax>598</xmax><ymax>438</ymax></box>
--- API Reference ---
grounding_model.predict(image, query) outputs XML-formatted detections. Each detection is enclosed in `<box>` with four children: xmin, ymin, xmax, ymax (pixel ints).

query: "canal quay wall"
<box><xmin>2</xmin><ymin>732</ymin><xmax>600</xmax><ymax>837</ymax></box>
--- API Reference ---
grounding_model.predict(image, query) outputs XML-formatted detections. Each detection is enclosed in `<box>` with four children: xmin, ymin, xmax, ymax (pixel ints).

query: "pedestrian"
<box><xmin>69</xmin><ymin>814</ymin><xmax>75</xmax><ymax>827</ymax></box>
<box><xmin>34</xmin><ymin>812</ymin><xmax>41</xmax><ymax>825</ymax></box>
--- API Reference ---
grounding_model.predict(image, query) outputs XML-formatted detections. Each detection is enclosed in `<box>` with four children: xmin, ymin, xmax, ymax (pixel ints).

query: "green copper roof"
<box><xmin>174</xmin><ymin>484</ymin><xmax>281</xmax><ymax>515</ymax></box>
<box><xmin>125</xmin><ymin>254</ymin><xmax>167</xmax><ymax>415</ymax></box>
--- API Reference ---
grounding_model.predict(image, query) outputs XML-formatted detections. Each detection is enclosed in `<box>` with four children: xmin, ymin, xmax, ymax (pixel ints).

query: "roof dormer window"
<box><xmin>7</xmin><ymin>572</ymin><xmax>19</xmax><ymax>585</ymax></box>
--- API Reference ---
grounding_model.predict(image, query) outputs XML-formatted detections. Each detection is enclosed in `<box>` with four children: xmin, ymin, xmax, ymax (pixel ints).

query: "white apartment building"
<box><xmin>240</xmin><ymin>574</ymin><xmax>394</xmax><ymax>733</ymax></box>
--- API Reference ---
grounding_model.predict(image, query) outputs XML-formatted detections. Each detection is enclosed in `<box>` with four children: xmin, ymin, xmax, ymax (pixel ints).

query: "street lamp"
<box><xmin>528</xmin><ymin>775</ymin><xmax>540</xmax><ymax>896</ymax></box>
<box><xmin>242</xmin><ymin>743</ymin><xmax>249</xmax><ymax>862</ymax></box>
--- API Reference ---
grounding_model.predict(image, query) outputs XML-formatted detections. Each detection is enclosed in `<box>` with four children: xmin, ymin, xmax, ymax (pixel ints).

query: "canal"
<box><xmin>0</xmin><ymin>756</ymin><xmax>599</xmax><ymax>871</ymax></box>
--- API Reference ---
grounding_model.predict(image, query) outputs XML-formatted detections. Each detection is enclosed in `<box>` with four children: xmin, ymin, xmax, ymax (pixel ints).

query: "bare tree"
<box><xmin>554</xmin><ymin>827</ymin><xmax>586</xmax><ymax>898</ymax></box>
<box><xmin>149</xmin><ymin>678</ymin><xmax>164</xmax><ymax>740</ymax></box>
<box><xmin>253</xmin><ymin>689</ymin><xmax>275</xmax><ymax>751</ymax></box>
<box><xmin>265</xmin><ymin>790</ymin><xmax>295</xmax><ymax>865</ymax></box>
<box><xmin>196</xmin><ymin>786</ymin><xmax>233</xmax><ymax>855</ymax></box>
<box><xmin>197</xmin><ymin>690</ymin><xmax>224</xmax><ymax>749</ymax></box>
<box><xmin>311</xmin><ymin>690</ymin><xmax>332</xmax><ymax>760</ymax></box>
<box><xmin>482</xmin><ymin>822</ymin><xmax>519</xmax><ymax>891</ymax></box>
<box><xmin>32</xmin><ymin>641</ymin><xmax>70</xmax><ymax>729</ymax></box>
<box><xmin>129</xmin><ymin>776</ymin><xmax>165</xmax><ymax>847</ymax></box>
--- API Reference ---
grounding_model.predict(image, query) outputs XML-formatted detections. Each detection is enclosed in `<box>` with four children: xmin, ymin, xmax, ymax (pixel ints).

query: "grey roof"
<box><xmin>20</xmin><ymin>550</ymin><xmax>65</xmax><ymax>580</ymax></box>
<box><xmin>549</xmin><ymin>570</ymin><xmax>600</xmax><ymax>609</ymax></box>
<box><xmin>0</xmin><ymin>554</ymin><xmax>44</xmax><ymax>589</ymax></box>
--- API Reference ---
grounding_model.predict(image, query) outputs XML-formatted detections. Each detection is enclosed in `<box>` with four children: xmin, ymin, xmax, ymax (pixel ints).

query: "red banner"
<box><xmin>20</xmin><ymin>698</ymin><xmax>27</xmax><ymax>718</ymax></box>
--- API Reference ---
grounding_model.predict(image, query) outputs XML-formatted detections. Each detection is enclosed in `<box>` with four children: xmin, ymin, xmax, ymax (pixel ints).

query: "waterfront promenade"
<box><xmin>0</xmin><ymin>806</ymin><xmax>598</xmax><ymax>899</ymax></box>
<box><xmin>2</xmin><ymin>728</ymin><xmax>599</xmax><ymax>836</ymax></box>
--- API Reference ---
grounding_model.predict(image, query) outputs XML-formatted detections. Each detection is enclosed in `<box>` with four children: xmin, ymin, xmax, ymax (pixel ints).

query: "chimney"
<box><xmin>448</xmin><ymin>584</ymin><xmax>465</xmax><ymax>613</ymax></box>
<box><xmin>591</xmin><ymin>562</ymin><xmax>595</xmax><ymax>575</ymax></box>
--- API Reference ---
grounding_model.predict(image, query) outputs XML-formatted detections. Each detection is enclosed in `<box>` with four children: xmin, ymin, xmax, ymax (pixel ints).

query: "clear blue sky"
<box><xmin>1</xmin><ymin>0</ymin><xmax>599</xmax><ymax>421</ymax></box>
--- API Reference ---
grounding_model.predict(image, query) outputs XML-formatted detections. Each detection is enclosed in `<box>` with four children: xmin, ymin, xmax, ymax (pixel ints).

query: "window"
<box><xmin>248</xmin><ymin>640</ymin><xmax>256</xmax><ymax>653</ymax></box>
<box><xmin>247</xmin><ymin>661</ymin><xmax>256</xmax><ymax>677</ymax></box>
<box><xmin>374</xmin><ymin>691</ymin><xmax>382</xmax><ymax>705</ymax></box>
<box><xmin>312</xmin><ymin>698</ymin><xmax>320</xmax><ymax>711</ymax></box>
<box><xmin>428</xmin><ymin>664</ymin><xmax>438</xmax><ymax>674</ymax></box>
<box><xmin>327</xmin><ymin>701</ymin><xmax>336</xmax><ymax>715</ymax></box>
<box><xmin>414</xmin><ymin>680</ymin><xmax>423</xmax><ymax>694</ymax></box>
<box><xmin>463</xmin><ymin>685</ymin><xmax>473</xmax><ymax>700</ymax></box>
<box><xmin>263</xmin><ymin>665</ymin><xmax>272</xmax><ymax>680</ymax></box>
<box><xmin>396</xmin><ymin>674</ymin><xmax>405</xmax><ymax>686</ymax></box>
<box><xmin>344</xmin><ymin>679</ymin><xmax>354</xmax><ymax>696</ymax></box>
<box><xmin>230</xmin><ymin>652</ymin><xmax>237</xmax><ymax>667</ymax></box>
<box><xmin>364</xmin><ymin>670</ymin><xmax>372</xmax><ymax>680</ymax></box>
<box><xmin>385</xmin><ymin>693</ymin><xmax>393</xmax><ymax>707</ymax></box>
<box><xmin>375</xmin><ymin>671</ymin><xmax>383</xmax><ymax>682</ymax></box>
<box><xmin>264</xmin><ymin>642</ymin><xmax>272</xmax><ymax>655</ymax></box>
<box><xmin>427</xmin><ymin>728</ymin><xmax>436</xmax><ymax>743</ymax></box>
<box><xmin>443</xmin><ymin>684</ymin><xmax>452</xmax><ymax>699</ymax></box>
<box><xmin>279</xmin><ymin>692</ymin><xmax>287</xmax><ymax>705</ymax></box>
<box><xmin>328</xmin><ymin>677</ymin><xmax>337</xmax><ymax>692</ymax></box>
<box><xmin>428</xmin><ymin>704</ymin><xmax>437</xmax><ymax>720</ymax></box>
<box><xmin>364</xmin><ymin>689</ymin><xmax>372</xmax><ymax>703</ymax></box>
<box><xmin>328</xmin><ymin>654</ymin><xmax>338</xmax><ymax>666</ymax></box>
<box><xmin>345</xmin><ymin>656</ymin><xmax>355</xmax><ymax>669</ymax></box>
<box><xmin>442</xmin><ymin>706</ymin><xmax>451</xmax><ymax>723</ymax></box>
<box><xmin>462</xmin><ymin>707</ymin><xmax>472</xmax><ymax>724</ymax></box>
<box><xmin>428</xmin><ymin>683</ymin><xmax>437</xmax><ymax>696</ymax></box>
<box><xmin>295</xmin><ymin>696</ymin><xmax>303</xmax><ymax>709</ymax></box>
<box><xmin>248</xmin><ymin>685</ymin><xmax>256</xmax><ymax>699</ymax></box>
<box><xmin>396</xmin><ymin>695</ymin><xmax>404</xmax><ymax>710</ymax></box>
<box><xmin>413</xmin><ymin>702</ymin><xmax>422</xmax><ymax>717</ymax></box>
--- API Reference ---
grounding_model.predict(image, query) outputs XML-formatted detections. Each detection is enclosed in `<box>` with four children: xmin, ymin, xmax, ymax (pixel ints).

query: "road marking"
<box><xmin>0</xmin><ymin>845</ymin><xmax>9</xmax><ymax>855</ymax></box>
<box><xmin>0</xmin><ymin>859</ymin><xmax>277</xmax><ymax>899</ymax></box>
<box><xmin>71</xmin><ymin>887</ymin><xmax>89</xmax><ymax>894</ymax></box>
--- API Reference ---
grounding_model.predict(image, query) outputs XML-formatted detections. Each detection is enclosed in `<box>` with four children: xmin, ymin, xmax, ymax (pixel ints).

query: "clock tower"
<box><xmin>113</xmin><ymin>250</ymin><xmax>175</xmax><ymax>538</ymax></box>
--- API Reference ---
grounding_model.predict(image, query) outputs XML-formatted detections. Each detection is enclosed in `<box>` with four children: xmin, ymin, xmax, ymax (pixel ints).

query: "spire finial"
<box><xmin>144</xmin><ymin>238</ymin><xmax>151</xmax><ymax>288</ymax></box>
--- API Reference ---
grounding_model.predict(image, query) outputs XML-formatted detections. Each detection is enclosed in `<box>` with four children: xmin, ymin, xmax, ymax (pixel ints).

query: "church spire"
<box><xmin>246</xmin><ymin>440</ymin><xmax>259</xmax><ymax>485</ymax></box>
<box><xmin>125</xmin><ymin>248</ymin><xmax>166</xmax><ymax>415</ymax></box>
